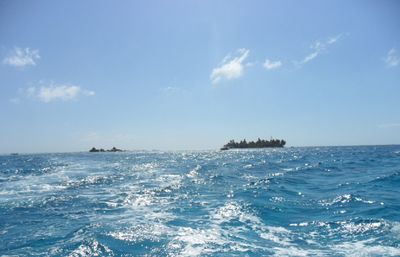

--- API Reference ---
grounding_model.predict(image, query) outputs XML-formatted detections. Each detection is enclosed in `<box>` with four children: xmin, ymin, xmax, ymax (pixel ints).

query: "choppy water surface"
<box><xmin>1</xmin><ymin>146</ymin><xmax>400</xmax><ymax>256</ymax></box>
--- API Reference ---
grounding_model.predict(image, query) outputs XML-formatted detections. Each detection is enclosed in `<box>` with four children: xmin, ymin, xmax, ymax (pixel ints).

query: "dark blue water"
<box><xmin>1</xmin><ymin>146</ymin><xmax>400</xmax><ymax>256</ymax></box>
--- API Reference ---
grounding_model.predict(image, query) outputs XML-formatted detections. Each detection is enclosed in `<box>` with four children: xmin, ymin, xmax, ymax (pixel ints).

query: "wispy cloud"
<box><xmin>12</xmin><ymin>82</ymin><xmax>95</xmax><ymax>103</ymax></box>
<box><xmin>302</xmin><ymin>51</ymin><xmax>319</xmax><ymax>64</ymax></box>
<box><xmin>384</xmin><ymin>48</ymin><xmax>399</xmax><ymax>68</ymax></box>
<box><xmin>33</xmin><ymin>84</ymin><xmax>95</xmax><ymax>102</ymax></box>
<box><xmin>159</xmin><ymin>85</ymin><xmax>193</xmax><ymax>100</ymax></box>
<box><xmin>161</xmin><ymin>86</ymin><xmax>182</xmax><ymax>95</ymax></box>
<box><xmin>210</xmin><ymin>48</ymin><xmax>250</xmax><ymax>84</ymax></box>
<box><xmin>3</xmin><ymin>47</ymin><xmax>40</xmax><ymax>67</ymax></box>
<box><xmin>263</xmin><ymin>59</ymin><xmax>282</xmax><ymax>70</ymax></box>
<box><xmin>9</xmin><ymin>97</ymin><xmax>21</xmax><ymax>104</ymax></box>
<box><xmin>301</xmin><ymin>34</ymin><xmax>342</xmax><ymax>65</ymax></box>
<box><xmin>327</xmin><ymin>34</ymin><xmax>341</xmax><ymax>44</ymax></box>
<box><xmin>378</xmin><ymin>123</ymin><xmax>400</xmax><ymax>128</ymax></box>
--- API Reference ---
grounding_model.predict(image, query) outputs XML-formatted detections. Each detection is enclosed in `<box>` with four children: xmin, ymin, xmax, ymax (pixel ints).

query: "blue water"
<box><xmin>1</xmin><ymin>146</ymin><xmax>400</xmax><ymax>256</ymax></box>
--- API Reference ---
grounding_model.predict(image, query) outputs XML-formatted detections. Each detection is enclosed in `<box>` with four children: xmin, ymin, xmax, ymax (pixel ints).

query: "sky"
<box><xmin>0</xmin><ymin>0</ymin><xmax>400</xmax><ymax>153</ymax></box>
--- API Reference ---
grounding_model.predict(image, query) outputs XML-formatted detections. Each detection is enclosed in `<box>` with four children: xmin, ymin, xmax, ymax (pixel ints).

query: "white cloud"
<box><xmin>263</xmin><ymin>59</ymin><xmax>282</xmax><ymax>70</ymax></box>
<box><xmin>22</xmin><ymin>83</ymin><xmax>95</xmax><ymax>103</ymax></box>
<box><xmin>384</xmin><ymin>48</ymin><xmax>399</xmax><ymax>68</ymax></box>
<box><xmin>301</xmin><ymin>34</ymin><xmax>342</xmax><ymax>65</ymax></box>
<box><xmin>210</xmin><ymin>48</ymin><xmax>250</xmax><ymax>84</ymax></box>
<box><xmin>3</xmin><ymin>47</ymin><xmax>40</xmax><ymax>67</ymax></box>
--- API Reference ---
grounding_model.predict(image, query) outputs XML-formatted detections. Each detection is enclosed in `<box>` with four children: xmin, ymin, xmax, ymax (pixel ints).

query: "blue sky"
<box><xmin>0</xmin><ymin>0</ymin><xmax>399</xmax><ymax>153</ymax></box>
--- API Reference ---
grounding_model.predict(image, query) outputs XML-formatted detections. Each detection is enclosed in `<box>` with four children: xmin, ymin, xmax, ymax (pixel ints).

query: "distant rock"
<box><xmin>108</xmin><ymin>147</ymin><xmax>123</xmax><ymax>152</ymax></box>
<box><xmin>89</xmin><ymin>147</ymin><xmax>124</xmax><ymax>152</ymax></box>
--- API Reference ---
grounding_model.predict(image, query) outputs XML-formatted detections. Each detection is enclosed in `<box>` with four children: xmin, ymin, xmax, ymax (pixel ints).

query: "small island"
<box><xmin>221</xmin><ymin>138</ymin><xmax>286</xmax><ymax>150</ymax></box>
<box><xmin>89</xmin><ymin>147</ymin><xmax>124</xmax><ymax>152</ymax></box>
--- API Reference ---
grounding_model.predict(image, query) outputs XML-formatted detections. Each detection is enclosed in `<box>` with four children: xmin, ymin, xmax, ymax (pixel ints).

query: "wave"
<box><xmin>1</xmin><ymin>147</ymin><xmax>400</xmax><ymax>256</ymax></box>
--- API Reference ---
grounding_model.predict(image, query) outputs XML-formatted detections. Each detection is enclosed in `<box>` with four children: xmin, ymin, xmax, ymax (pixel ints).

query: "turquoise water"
<box><xmin>1</xmin><ymin>146</ymin><xmax>400</xmax><ymax>256</ymax></box>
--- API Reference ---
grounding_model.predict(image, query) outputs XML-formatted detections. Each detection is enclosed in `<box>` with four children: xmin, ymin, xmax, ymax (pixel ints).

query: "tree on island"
<box><xmin>221</xmin><ymin>138</ymin><xmax>286</xmax><ymax>150</ymax></box>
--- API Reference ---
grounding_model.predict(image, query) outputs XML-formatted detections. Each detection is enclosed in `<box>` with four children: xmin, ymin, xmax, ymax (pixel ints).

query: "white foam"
<box><xmin>212</xmin><ymin>202</ymin><xmax>242</xmax><ymax>223</ymax></box>
<box><xmin>208</xmin><ymin>201</ymin><xmax>303</xmax><ymax>254</ymax></box>
<box><xmin>212</xmin><ymin>201</ymin><xmax>262</xmax><ymax>225</ymax></box>
<box><xmin>320</xmin><ymin>194</ymin><xmax>377</xmax><ymax>207</ymax></box>
<box><xmin>271</xmin><ymin>196</ymin><xmax>284</xmax><ymax>202</ymax></box>
<box><xmin>391</xmin><ymin>222</ymin><xmax>400</xmax><ymax>239</ymax></box>
<box><xmin>333</xmin><ymin>240</ymin><xmax>400</xmax><ymax>257</ymax></box>
<box><xmin>0</xmin><ymin>173</ymin><xmax>67</xmax><ymax>201</ymax></box>
<box><xmin>241</xmin><ymin>174</ymin><xmax>259</xmax><ymax>183</ymax></box>
<box><xmin>131</xmin><ymin>193</ymin><xmax>154</xmax><ymax>207</ymax></box>
<box><xmin>354</xmin><ymin>197</ymin><xmax>375</xmax><ymax>204</ymax></box>
<box><xmin>259</xmin><ymin>226</ymin><xmax>292</xmax><ymax>246</ymax></box>
<box><xmin>121</xmin><ymin>186</ymin><xmax>172</xmax><ymax>208</ymax></box>
<box><xmin>283</xmin><ymin>168</ymin><xmax>294</xmax><ymax>171</ymax></box>
<box><xmin>289</xmin><ymin>222</ymin><xmax>309</xmax><ymax>227</ymax></box>
<box><xmin>320</xmin><ymin>194</ymin><xmax>351</xmax><ymax>206</ymax></box>
<box><xmin>340</xmin><ymin>221</ymin><xmax>385</xmax><ymax>234</ymax></box>
<box><xmin>156</xmin><ymin>174</ymin><xmax>183</xmax><ymax>190</ymax></box>
<box><xmin>163</xmin><ymin>201</ymin><xmax>279</xmax><ymax>256</ymax></box>
<box><xmin>64</xmin><ymin>175</ymin><xmax>109</xmax><ymax>189</ymax></box>
<box><xmin>131</xmin><ymin>162</ymin><xmax>159</xmax><ymax>173</ymax></box>
<box><xmin>109</xmin><ymin>223</ymin><xmax>170</xmax><ymax>243</ymax></box>
<box><xmin>186</xmin><ymin>165</ymin><xmax>202</xmax><ymax>178</ymax></box>
<box><xmin>68</xmin><ymin>240</ymin><xmax>113</xmax><ymax>257</ymax></box>
<box><xmin>271</xmin><ymin>246</ymin><xmax>314</xmax><ymax>257</ymax></box>
<box><xmin>175</xmin><ymin>227</ymin><xmax>222</xmax><ymax>245</ymax></box>
<box><xmin>168</xmin><ymin>226</ymin><xmax>226</xmax><ymax>257</ymax></box>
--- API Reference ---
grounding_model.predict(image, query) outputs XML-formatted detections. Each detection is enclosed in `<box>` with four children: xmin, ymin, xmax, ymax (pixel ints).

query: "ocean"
<box><xmin>1</xmin><ymin>146</ymin><xmax>400</xmax><ymax>256</ymax></box>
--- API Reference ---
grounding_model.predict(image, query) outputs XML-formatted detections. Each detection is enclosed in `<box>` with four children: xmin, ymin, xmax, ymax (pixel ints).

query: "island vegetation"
<box><xmin>89</xmin><ymin>147</ymin><xmax>124</xmax><ymax>152</ymax></box>
<box><xmin>221</xmin><ymin>138</ymin><xmax>286</xmax><ymax>150</ymax></box>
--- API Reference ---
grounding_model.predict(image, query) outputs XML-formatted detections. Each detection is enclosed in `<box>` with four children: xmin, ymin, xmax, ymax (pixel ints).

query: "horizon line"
<box><xmin>1</xmin><ymin>143</ymin><xmax>399</xmax><ymax>155</ymax></box>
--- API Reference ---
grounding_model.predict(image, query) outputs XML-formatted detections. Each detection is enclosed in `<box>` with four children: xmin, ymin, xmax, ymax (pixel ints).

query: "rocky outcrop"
<box><xmin>89</xmin><ymin>147</ymin><xmax>124</xmax><ymax>152</ymax></box>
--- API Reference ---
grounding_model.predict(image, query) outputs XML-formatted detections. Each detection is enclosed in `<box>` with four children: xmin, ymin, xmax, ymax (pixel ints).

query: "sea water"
<box><xmin>1</xmin><ymin>146</ymin><xmax>400</xmax><ymax>256</ymax></box>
